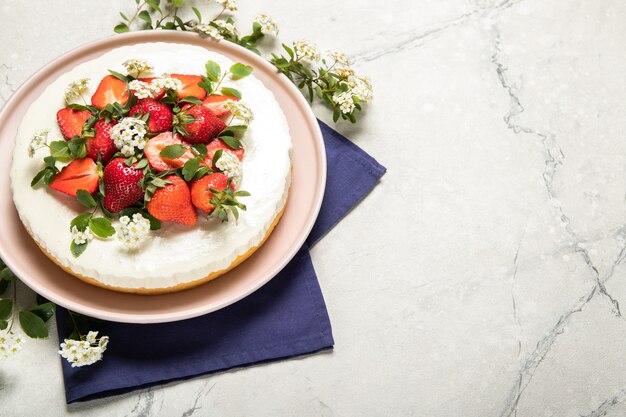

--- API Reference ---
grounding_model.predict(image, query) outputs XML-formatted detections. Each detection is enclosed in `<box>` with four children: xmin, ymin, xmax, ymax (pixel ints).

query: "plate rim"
<box><xmin>0</xmin><ymin>31</ymin><xmax>326</xmax><ymax>323</ymax></box>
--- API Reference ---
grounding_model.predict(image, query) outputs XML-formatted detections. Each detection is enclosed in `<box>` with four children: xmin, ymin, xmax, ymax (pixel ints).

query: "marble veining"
<box><xmin>1</xmin><ymin>0</ymin><xmax>626</xmax><ymax>415</ymax></box>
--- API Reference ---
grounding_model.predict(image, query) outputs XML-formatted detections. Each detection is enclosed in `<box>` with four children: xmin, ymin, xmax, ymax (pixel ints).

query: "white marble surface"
<box><xmin>1</xmin><ymin>0</ymin><xmax>626</xmax><ymax>415</ymax></box>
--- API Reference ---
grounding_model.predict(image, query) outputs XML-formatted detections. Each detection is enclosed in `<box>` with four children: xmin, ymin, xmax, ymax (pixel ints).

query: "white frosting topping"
<box><xmin>10</xmin><ymin>43</ymin><xmax>292</xmax><ymax>290</ymax></box>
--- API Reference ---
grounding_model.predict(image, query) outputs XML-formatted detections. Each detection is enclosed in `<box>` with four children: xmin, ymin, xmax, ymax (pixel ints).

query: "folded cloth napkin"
<box><xmin>56</xmin><ymin>120</ymin><xmax>386</xmax><ymax>403</ymax></box>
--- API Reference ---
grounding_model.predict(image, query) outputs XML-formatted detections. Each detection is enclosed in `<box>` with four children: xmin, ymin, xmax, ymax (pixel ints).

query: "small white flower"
<box><xmin>325</xmin><ymin>50</ymin><xmax>349</xmax><ymax>66</ymax></box>
<box><xmin>71</xmin><ymin>226</ymin><xmax>94</xmax><ymax>245</ymax></box>
<box><xmin>153</xmin><ymin>74</ymin><xmax>184</xmax><ymax>91</ymax></box>
<box><xmin>215</xmin><ymin>0</ymin><xmax>238</xmax><ymax>12</ymax></box>
<box><xmin>195</xmin><ymin>23</ymin><xmax>224</xmax><ymax>40</ymax></box>
<box><xmin>347</xmin><ymin>75</ymin><xmax>373</xmax><ymax>102</ymax></box>
<box><xmin>215</xmin><ymin>151</ymin><xmax>242</xmax><ymax>187</ymax></box>
<box><xmin>293</xmin><ymin>40</ymin><xmax>320</xmax><ymax>62</ymax></box>
<box><xmin>128</xmin><ymin>80</ymin><xmax>159</xmax><ymax>99</ymax></box>
<box><xmin>58</xmin><ymin>331</ymin><xmax>109</xmax><ymax>368</ymax></box>
<box><xmin>117</xmin><ymin>214</ymin><xmax>151</xmax><ymax>250</ymax></box>
<box><xmin>110</xmin><ymin>118</ymin><xmax>148</xmax><ymax>157</ymax></box>
<box><xmin>253</xmin><ymin>14</ymin><xmax>279</xmax><ymax>36</ymax></box>
<box><xmin>335</xmin><ymin>66</ymin><xmax>355</xmax><ymax>78</ymax></box>
<box><xmin>122</xmin><ymin>58</ymin><xmax>153</xmax><ymax>78</ymax></box>
<box><xmin>0</xmin><ymin>331</ymin><xmax>25</xmax><ymax>359</ymax></box>
<box><xmin>213</xmin><ymin>20</ymin><xmax>239</xmax><ymax>37</ymax></box>
<box><xmin>223</xmin><ymin>100</ymin><xmax>253</xmax><ymax>124</ymax></box>
<box><xmin>332</xmin><ymin>91</ymin><xmax>355</xmax><ymax>115</ymax></box>
<box><xmin>64</xmin><ymin>78</ymin><xmax>90</xmax><ymax>104</ymax></box>
<box><xmin>28</xmin><ymin>129</ymin><xmax>50</xmax><ymax>158</ymax></box>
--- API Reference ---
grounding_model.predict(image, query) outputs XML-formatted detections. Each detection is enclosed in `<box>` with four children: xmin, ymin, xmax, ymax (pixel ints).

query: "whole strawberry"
<box><xmin>190</xmin><ymin>173</ymin><xmax>234</xmax><ymax>214</ymax></box>
<box><xmin>103</xmin><ymin>158</ymin><xmax>144</xmax><ymax>213</ymax></box>
<box><xmin>147</xmin><ymin>175</ymin><xmax>197</xmax><ymax>225</ymax></box>
<box><xmin>129</xmin><ymin>98</ymin><xmax>173</xmax><ymax>133</ymax></box>
<box><xmin>181</xmin><ymin>105</ymin><xmax>226</xmax><ymax>144</ymax></box>
<box><xmin>86</xmin><ymin>119</ymin><xmax>117</xmax><ymax>163</ymax></box>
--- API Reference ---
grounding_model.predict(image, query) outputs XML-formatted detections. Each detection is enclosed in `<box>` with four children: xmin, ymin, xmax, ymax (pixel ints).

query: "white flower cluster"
<box><xmin>153</xmin><ymin>74</ymin><xmax>184</xmax><ymax>91</ymax></box>
<box><xmin>128</xmin><ymin>80</ymin><xmax>159</xmax><ymax>99</ymax></box>
<box><xmin>214</xmin><ymin>20</ymin><xmax>239</xmax><ymax>37</ymax></box>
<box><xmin>64</xmin><ymin>78</ymin><xmax>90</xmax><ymax>104</ymax></box>
<box><xmin>253</xmin><ymin>14</ymin><xmax>279</xmax><ymax>36</ymax></box>
<box><xmin>71</xmin><ymin>226</ymin><xmax>94</xmax><ymax>245</ymax></box>
<box><xmin>195</xmin><ymin>23</ymin><xmax>224</xmax><ymax>40</ymax></box>
<box><xmin>223</xmin><ymin>100</ymin><xmax>253</xmax><ymax>124</ymax></box>
<box><xmin>117</xmin><ymin>213</ymin><xmax>151</xmax><ymax>250</ymax></box>
<box><xmin>0</xmin><ymin>331</ymin><xmax>25</xmax><ymax>359</ymax></box>
<box><xmin>326</xmin><ymin>50</ymin><xmax>349</xmax><ymax>66</ymax></box>
<box><xmin>347</xmin><ymin>75</ymin><xmax>374</xmax><ymax>102</ymax></box>
<box><xmin>215</xmin><ymin>151</ymin><xmax>242</xmax><ymax>187</ymax></box>
<box><xmin>332</xmin><ymin>75</ymin><xmax>373</xmax><ymax>115</ymax></box>
<box><xmin>293</xmin><ymin>40</ymin><xmax>320</xmax><ymax>62</ymax></box>
<box><xmin>122</xmin><ymin>58</ymin><xmax>153</xmax><ymax>78</ymax></box>
<box><xmin>28</xmin><ymin>128</ymin><xmax>49</xmax><ymax>158</ymax></box>
<box><xmin>58</xmin><ymin>331</ymin><xmax>109</xmax><ymax>368</ymax></box>
<box><xmin>110</xmin><ymin>117</ymin><xmax>148</xmax><ymax>157</ymax></box>
<box><xmin>215</xmin><ymin>0</ymin><xmax>238</xmax><ymax>12</ymax></box>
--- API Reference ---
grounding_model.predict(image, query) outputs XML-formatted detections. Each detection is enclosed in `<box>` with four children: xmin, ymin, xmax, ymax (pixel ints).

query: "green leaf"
<box><xmin>134</xmin><ymin>158</ymin><xmax>149</xmax><ymax>170</ymax></box>
<box><xmin>160</xmin><ymin>144</ymin><xmax>187</xmax><ymax>159</ymax></box>
<box><xmin>191</xmin><ymin>143</ymin><xmax>207</xmax><ymax>159</ymax></box>
<box><xmin>229</xmin><ymin>63</ymin><xmax>253</xmax><ymax>79</ymax></box>
<box><xmin>146</xmin><ymin>0</ymin><xmax>161</xmax><ymax>13</ymax></box>
<box><xmin>212</xmin><ymin>149</ymin><xmax>223</xmax><ymax>168</ymax></box>
<box><xmin>220</xmin><ymin>87</ymin><xmax>242</xmax><ymax>99</ymax></box>
<box><xmin>0</xmin><ymin>279</ymin><xmax>8</xmax><ymax>296</ymax></box>
<box><xmin>220</xmin><ymin>135</ymin><xmax>242</xmax><ymax>149</ymax></box>
<box><xmin>70</xmin><ymin>212</ymin><xmax>92</xmax><ymax>231</ymax></box>
<box><xmin>68</xmin><ymin>137</ymin><xmax>87</xmax><ymax>159</ymax></box>
<box><xmin>76</xmin><ymin>189</ymin><xmax>97</xmax><ymax>208</ymax></box>
<box><xmin>180</xmin><ymin>96</ymin><xmax>203</xmax><ymax>105</ymax></box>
<box><xmin>172</xmin><ymin>0</ymin><xmax>185</xmax><ymax>7</ymax></box>
<box><xmin>0</xmin><ymin>267</ymin><xmax>15</xmax><ymax>282</ymax></box>
<box><xmin>0</xmin><ymin>299</ymin><xmax>12</xmax><ymax>321</ymax></box>
<box><xmin>30</xmin><ymin>302</ymin><xmax>55</xmax><ymax>323</ymax></box>
<box><xmin>31</xmin><ymin>169</ymin><xmax>48</xmax><ymax>187</ymax></box>
<box><xmin>198</xmin><ymin>76</ymin><xmax>214</xmax><ymax>95</ymax></box>
<box><xmin>0</xmin><ymin>320</ymin><xmax>7</xmax><ymax>330</ymax></box>
<box><xmin>114</xmin><ymin>23</ymin><xmax>130</xmax><ymax>34</ymax></box>
<box><xmin>70</xmin><ymin>241</ymin><xmax>88</xmax><ymax>258</ymax></box>
<box><xmin>19</xmin><ymin>310</ymin><xmax>48</xmax><ymax>339</ymax></box>
<box><xmin>89</xmin><ymin>217</ymin><xmax>116</xmax><ymax>238</ymax></box>
<box><xmin>138</xmin><ymin>10</ymin><xmax>152</xmax><ymax>24</ymax></box>
<box><xmin>205</xmin><ymin>60</ymin><xmax>221</xmax><ymax>82</ymax></box>
<box><xmin>44</xmin><ymin>156</ymin><xmax>57</xmax><ymax>168</ymax></box>
<box><xmin>108</xmin><ymin>69</ymin><xmax>130</xmax><ymax>83</ymax></box>
<box><xmin>193</xmin><ymin>166</ymin><xmax>211</xmax><ymax>180</ymax></box>
<box><xmin>182</xmin><ymin>158</ymin><xmax>201</xmax><ymax>181</ymax></box>
<box><xmin>49</xmin><ymin>141</ymin><xmax>71</xmax><ymax>161</ymax></box>
<box><xmin>192</xmin><ymin>6</ymin><xmax>202</xmax><ymax>21</ymax></box>
<box><xmin>36</xmin><ymin>294</ymin><xmax>50</xmax><ymax>305</ymax></box>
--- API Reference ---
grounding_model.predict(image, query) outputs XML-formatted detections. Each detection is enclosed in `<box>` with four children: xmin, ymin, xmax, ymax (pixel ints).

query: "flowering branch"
<box><xmin>114</xmin><ymin>0</ymin><xmax>372</xmax><ymax>124</ymax></box>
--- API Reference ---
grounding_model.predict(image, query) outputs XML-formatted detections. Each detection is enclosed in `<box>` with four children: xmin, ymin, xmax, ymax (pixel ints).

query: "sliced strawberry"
<box><xmin>102</xmin><ymin>158</ymin><xmax>144</xmax><ymax>213</ymax></box>
<box><xmin>48</xmin><ymin>158</ymin><xmax>99</xmax><ymax>197</ymax></box>
<box><xmin>138</xmin><ymin>77</ymin><xmax>165</xmax><ymax>100</ymax></box>
<box><xmin>171</xmin><ymin>74</ymin><xmax>207</xmax><ymax>100</ymax></box>
<box><xmin>86</xmin><ymin>119</ymin><xmax>117</xmax><ymax>163</ymax></box>
<box><xmin>190</xmin><ymin>173</ymin><xmax>234</xmax><ymax>214</ymax></box>
<box><xmin>56</xmin><ymin>108</ymin><xmax>91</xmax><ymax>140</ymax></box>
<box><xmin>202</xmin><ymin>95</ymin><xmax>239</xmax><ymax>117</ymax></box>
<box><xmin>144</xmin><ymin>132</ymin><xmax>195</xmax><ymax>172</ymax></box>
<box><xmin>129</xmin><ymin>98</ymin><xmax>173</xmax><ymax>133</ymax></box>
<box><xmin>91</xmin><ymin>75</ymin><xmax>129</xmax><ymax>109</ymax></box>
<box><xmin>181</xmin><ymin>105</ymin><xmax>226</xmax><ymax>144</ymax></box>
<box><xmin>204</xmin><ymin>139</ymin><xmax>245</xmax><ymax>167</ymax></box>
<box><xmin>147</xmin><ymin>175</ymin><xmax>197</xmax><ymax>225</ymax></box>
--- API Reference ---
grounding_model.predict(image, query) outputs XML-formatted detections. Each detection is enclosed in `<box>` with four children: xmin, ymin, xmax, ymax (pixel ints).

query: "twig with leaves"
<box><xmin>114</xmin><ymin>0</ymin><xmax>372</xmax><ymax>123</ymax></box>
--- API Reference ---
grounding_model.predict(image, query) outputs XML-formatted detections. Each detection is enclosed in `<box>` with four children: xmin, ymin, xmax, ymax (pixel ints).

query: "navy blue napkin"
<box><xmin>56</xmin><ymin>120</ymin><xmax>386</xmax><ymax>403</ymax></box>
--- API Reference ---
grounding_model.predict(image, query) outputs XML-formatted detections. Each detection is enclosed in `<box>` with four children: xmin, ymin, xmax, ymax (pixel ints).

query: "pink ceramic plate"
<box><xmin>0</xmin><ymin>32</ymin><xmax>326</xmax><ymax>323</ymax></box>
